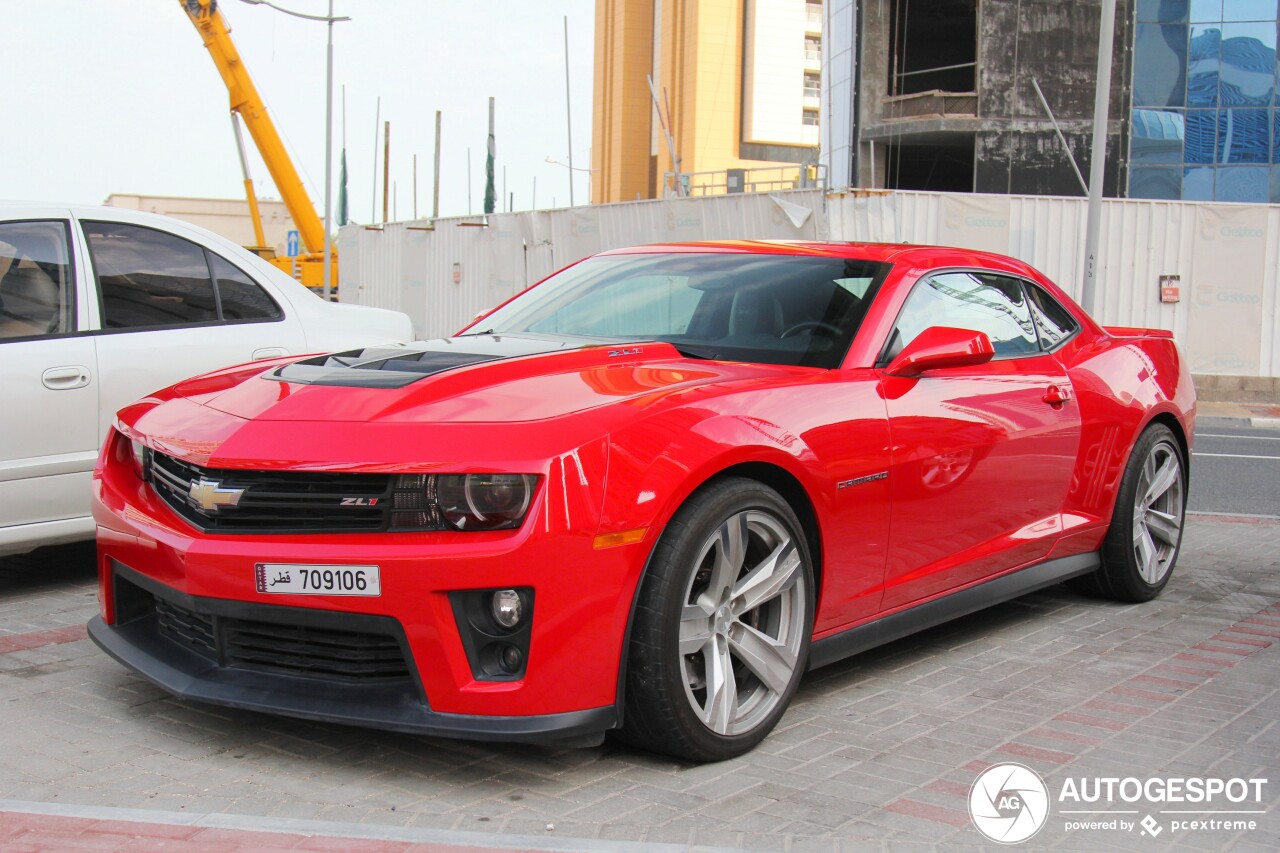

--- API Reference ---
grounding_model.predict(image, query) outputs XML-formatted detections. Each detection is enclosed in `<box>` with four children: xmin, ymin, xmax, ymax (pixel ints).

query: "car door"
<box><xmin>0</xmin><ymin>216</ymin><xmax>100</xmax><ymax>550</ymax></box>
<box><xmin>878</xmin><ymin>271</ymin><xmax>1082</xmax><ymax>610</ymax></box>
<box><xmin>77</xmin><ymin>217</ymin><xmax>307</xmax><ymax>441</ymax></box>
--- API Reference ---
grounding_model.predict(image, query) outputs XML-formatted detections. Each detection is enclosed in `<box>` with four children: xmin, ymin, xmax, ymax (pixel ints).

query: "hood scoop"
<box><xmin>268</xmin><ymin>336</ymin><xmax>585</xmax><ymax>388</ymax></box>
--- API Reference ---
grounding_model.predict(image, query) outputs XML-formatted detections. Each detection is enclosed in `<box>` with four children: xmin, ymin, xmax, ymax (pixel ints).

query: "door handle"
<box><xmin>42</xmin><ymin>366</ymin><xmax>92</xmax><ymax>390</ymax></box>
<box><xmin>1042</xmin><ymin>384</ymin><xmax>1072</xmax><ymax>407</ymax></box>
<box><xmin>252</xmin><ymin>347</ymin><xmax>288</xmax><ymax>360</ymax></box>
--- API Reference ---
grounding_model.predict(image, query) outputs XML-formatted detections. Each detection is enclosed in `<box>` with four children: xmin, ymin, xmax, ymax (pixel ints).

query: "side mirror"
<box><xmin>885</xmin><ymin>326</ymin><xmax>995</xmax><ymax>377</ymax></box>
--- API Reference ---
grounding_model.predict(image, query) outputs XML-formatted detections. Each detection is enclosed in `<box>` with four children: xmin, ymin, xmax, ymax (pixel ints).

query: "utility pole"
<box><xmin>563</xmin><ymin>15</ymin><xmax>575</xmax><ymax>206</ymax></box>
<box><xmin>433</xmin><ymin>110</ymin><xmax>442</xmax><ymax>219</ymax></box>
<box><xmin>1081</xmin><ymin>0</ymin><xmax>1117</xmax><ymax>317</ymax></box>
<box><xmin>382</xmin><ymin>120</ymin><xmax>390</xmax><ymax>224</ymax></box>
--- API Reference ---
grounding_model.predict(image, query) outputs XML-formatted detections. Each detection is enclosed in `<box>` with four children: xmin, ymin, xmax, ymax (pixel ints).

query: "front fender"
<box><xmin>598</xmin><ymin>410</ymin><xmax>823</xmax><ymax>540</ymax></box>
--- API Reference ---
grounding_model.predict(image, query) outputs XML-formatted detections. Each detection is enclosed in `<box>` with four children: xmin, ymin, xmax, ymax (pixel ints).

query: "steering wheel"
<box><xmin>781</xmin><ymin>320</ymin><xmax>842</xmax><ymax>339</ymax></box>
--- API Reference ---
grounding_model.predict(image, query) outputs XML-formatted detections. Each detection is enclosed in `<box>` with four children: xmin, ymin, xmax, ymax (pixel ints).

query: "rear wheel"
<box><xmin>1071</xmin><ymin>423</ymin><xmax>1186</xmax><ymax>602</ymax></box>
<box><xmin>619</xmin><ymin>478</ymin><xmax>814</xmax><ymax>762</ymax></box>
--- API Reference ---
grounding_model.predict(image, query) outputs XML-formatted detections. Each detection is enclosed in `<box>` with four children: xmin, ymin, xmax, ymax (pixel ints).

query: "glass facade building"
<box><xmin>1129</xmin><ymin>0</ymin><xmax>1280</xmax><ymax>202</ymax></box>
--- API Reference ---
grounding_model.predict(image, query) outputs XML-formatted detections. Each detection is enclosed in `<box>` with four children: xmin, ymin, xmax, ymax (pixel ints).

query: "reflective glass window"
<box><xmin>1185</xmin><ymin>108</ymin><xmax>1224</xmax><ymax>160</ymax></box>
<box><xmin>1131</xmin><ymin>165</ymin><xmax>1185</xmax><ymax>197</ymax></box>
<box><xmin>1183</xmin><ymin>165</ymin><xmax>1218</xmax><ymax>197</ymax></box>
<box><xmin>0</xmin><ymin>221</ymin><xmax>75</xmax><ymax>340</ymax></box>
<box><xmin>1025</xmin><ymin>284</ymin><xmax>1080</xmax><ymax>350</ymax></box>
<box><xmin>1222</xmin><ymin>0</ymin><xmax>1278</xmax><ymax>21</ymax></box>
<box><xmin>1274</xmin><ymin>108</ymin><xmax>1280</xmax><ymax>161</ymax></box>
<box><xmin>1135</xmin><ymin>24</ymin><xmax>1190</xmax><ymax>105</ymax></box>
<box><xmin>1190</xmin><ymin>0</ymin><xmax>1223</xmax><ymax>21</ymax></box>
<box><xmin>1132</xmin><ymin>109</ymin><xmax>1187</xmax><ymax>161</ymax></box>
<box><xmin>1189</xmin><ymin>26</ymin><xmax>1224</xmax><ymax>105</ymax></box>
<box><xmin>210</xmin><ymin>254</ymin><xmax>282</xmax><ymax>322</ymax></box>
<box><xmin>1219</xmin><ymin>22</ymin><xmax>1277</xmax><ymax>105</ymax></box>
<box><xmin>1215</xmin><ymin>165</ymin><xmax>1271</xmax><ymax>199</ymax></box>
<box><xmin>888</xmin><ymin>272</ymin><xmax>1038</xmax><ymax>359</ymax></box>
<box><xmin>1271</xmin><ymin>165</ymin><xmax>1280</xmax><ymax>201</ymax></box>
<box><xmin>87</xmin><ymin>221</ymin><xmax>218</xmax><ymax>330</ymax></box>
<box><xmin>1221</xmin><ymin>107</ymin><xmax>1271</xmax><ymax>161</ymax></box>
<box><xmin>1138</xmin><ymin>0</ymin><xmax>1190</xmax><ymax>21</ymax></box>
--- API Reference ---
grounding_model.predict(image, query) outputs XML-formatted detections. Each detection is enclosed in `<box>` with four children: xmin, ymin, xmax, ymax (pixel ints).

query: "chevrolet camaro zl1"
<box><xmin>89</xmin><ymin>242</ymin><xmax>1194</xmax><ymax>761</ymax></box>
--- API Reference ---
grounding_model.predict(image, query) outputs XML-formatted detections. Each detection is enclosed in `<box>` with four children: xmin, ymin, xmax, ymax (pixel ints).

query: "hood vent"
<box><xmin>268</xmin><ymin>335</ymin><xmax>584</xmax><ymax>389</ymax></box>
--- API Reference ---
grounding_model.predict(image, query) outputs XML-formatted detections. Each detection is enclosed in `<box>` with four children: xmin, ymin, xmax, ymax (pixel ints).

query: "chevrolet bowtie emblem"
<box><xmin>188</xmin><ymin>477</ymin><xmax>245</xmax><ymax>512</ymax></box>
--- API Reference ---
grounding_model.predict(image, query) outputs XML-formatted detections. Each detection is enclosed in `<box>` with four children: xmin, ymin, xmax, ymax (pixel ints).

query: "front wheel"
<box><xmin>618</xmin><ymin>478</ymin><xmax>814</xmax><ymax>762</ymax></box>
<box><xmin>1072</xmin><ymin>423</ymin><xmax>1187</xmax><ymax>602</ymax></box>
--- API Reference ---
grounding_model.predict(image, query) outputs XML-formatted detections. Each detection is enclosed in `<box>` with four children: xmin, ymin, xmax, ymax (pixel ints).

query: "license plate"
<box><xmin>255</xmin><ymin>564</ymin><xmax>381</xmax><ymax>596</ymax></box>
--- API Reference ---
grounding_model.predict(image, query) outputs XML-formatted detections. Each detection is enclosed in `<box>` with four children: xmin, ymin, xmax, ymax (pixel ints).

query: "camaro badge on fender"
<box><xmin>837</xmin><ymin>471</ymin><xmax>888</xmax><ymax>490</ymax></box>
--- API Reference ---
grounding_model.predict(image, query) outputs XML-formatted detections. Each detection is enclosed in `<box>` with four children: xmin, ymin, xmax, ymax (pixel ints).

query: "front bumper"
<box><xmin>88</xmin><ymin>565</ymin><xmax>615</xmax><ymax>742</ymax></box>
<box><xmin>90</xmin><ymin>435</ymin><xmax>651</xmax><ymax>741</ymax></box>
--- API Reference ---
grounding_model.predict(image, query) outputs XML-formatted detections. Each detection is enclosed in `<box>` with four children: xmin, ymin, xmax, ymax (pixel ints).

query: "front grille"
<box><xmin>148</xmin><ymin>451</ymin><xmax>390</xmax><ymax>534</ymax></box>
<box><xmin>147</xmin><ymin>586</ymin><xmax>411</xmax><ymax>683</ymax></box>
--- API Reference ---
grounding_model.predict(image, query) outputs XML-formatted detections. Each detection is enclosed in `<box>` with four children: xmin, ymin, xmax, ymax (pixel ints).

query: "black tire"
<box><xmin>1069</xmin><ymin>423</ymin><xmax>1186</xmax><ymax>602</ymax></box>
<box><xmin>618</xmin><ymin>477</ymin><xmax>815</xmax><ymax>762</ymax></box>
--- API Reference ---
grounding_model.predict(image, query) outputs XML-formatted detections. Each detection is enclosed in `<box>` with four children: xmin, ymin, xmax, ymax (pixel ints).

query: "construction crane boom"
<box><xmin>180</xmin><ymin>0</ymin><xmax>332</xmax><ymax>289</ymax></box>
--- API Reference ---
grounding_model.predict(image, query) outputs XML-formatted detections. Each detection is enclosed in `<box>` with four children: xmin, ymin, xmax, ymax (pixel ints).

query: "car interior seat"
<box><xmin>0</xmin><ymin>264</ymin><xmax>63</xmax><ymax>339</ymax></box>
<box><xmin>727</xmin><ymin>290</ymin><xmax>784</xmax><ymax>339</ymax></box>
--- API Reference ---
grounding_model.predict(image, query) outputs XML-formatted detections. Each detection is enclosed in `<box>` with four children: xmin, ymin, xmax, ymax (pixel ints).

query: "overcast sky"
<box><xmin>1</xmin><ymin>0</ymin><xmax>595</xmax><ymax>221</ymax></box>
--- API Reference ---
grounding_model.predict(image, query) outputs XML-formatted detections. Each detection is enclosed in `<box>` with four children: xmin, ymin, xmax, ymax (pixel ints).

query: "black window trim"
<box><xmin>875</xmin><ymin>267</ymin><xmax>1081</xmax><ymax>368</ymax></box>
<box><xmin>0</xmin><ymin>218</ymin><xmax>78</xmax><ymax>345</ymax></box>
<box><xmin>81</xmin><ymin>219</ymin><xmax>285</xmax><ymax>337</ymax></box>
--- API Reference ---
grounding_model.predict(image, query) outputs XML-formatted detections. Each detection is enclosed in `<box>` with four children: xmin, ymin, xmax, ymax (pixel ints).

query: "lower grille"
<box><xmin>221</xmin><ymin>620</ymin><xmax>410</xmax><ymax>680</ymax></box>
<box><xmin>142</xmin><ymin>583</ymin><xmax>411</xmax><ymax>684</ymax></box>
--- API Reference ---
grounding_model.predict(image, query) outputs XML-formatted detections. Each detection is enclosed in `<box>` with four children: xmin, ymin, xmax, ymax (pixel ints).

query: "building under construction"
<box><xmin>594</xmin><ymin>0</ymin><xmax>1279</xmax><ymax>204</ymax></box>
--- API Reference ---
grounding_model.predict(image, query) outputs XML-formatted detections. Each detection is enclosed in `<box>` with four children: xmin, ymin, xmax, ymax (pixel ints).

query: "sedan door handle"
<box><xmin>1043</xmin><ymin>384</ymin><xmax>1072</xmax><ymax>407</ymax></box>
<box><xmin>252</xmin><ymin>347</ymin><xmax>289</xmax><ymax>360</ymax></box>
<box><xmin>42</xmin><ymin>366</ymin><xmax>92</xmax><ymax>390</ymax></box>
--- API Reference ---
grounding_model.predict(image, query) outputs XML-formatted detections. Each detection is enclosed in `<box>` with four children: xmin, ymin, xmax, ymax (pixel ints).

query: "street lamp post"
<box><xmin>238</xmin><ymin>0</ymin><xmax>348</xmax><ymax>301</ymax></box>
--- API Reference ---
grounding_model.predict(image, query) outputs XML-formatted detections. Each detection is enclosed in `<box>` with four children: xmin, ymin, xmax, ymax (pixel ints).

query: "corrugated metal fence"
<box><xmin>340</xmin><ymin>189</ymin><xmax>1280</xmax><ymax>377</ymax></box>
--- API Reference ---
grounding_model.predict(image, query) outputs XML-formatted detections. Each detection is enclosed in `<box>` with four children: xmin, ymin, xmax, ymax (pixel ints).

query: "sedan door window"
<box><xmin>210</xmin><ymin>253</ymin><xmax>283</xmax><ymax>322</ymax></box>
<box><xmin>86</xmin><ymin>221</ymin><xmax>220</xmax><ymax>329</ymax></box>
<box><xmin>0</xmin><ymin>220</ymin><xmax>75</xmax><ymax>340</ymax></box>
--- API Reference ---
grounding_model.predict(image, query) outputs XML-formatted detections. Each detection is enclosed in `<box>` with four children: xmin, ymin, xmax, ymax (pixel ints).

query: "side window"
<box><xmin>1025</xmin><ymin>283</ymin><xmax>1080</xmax><ymax>349</ymax></box>
<box><xmin>888</xmin><ymin>271</ymin><xmax>1039</xmax><ymax>359</ymax></box>
<box><xmin>86</xmin><ymin>221</ymin><xmax>218</xmax><ymax>330</ymax></box>
<box><xmin>0</xmin><ymin>220</ymin><xmax>75</xmax><ymax>340</ymax></box>
<box><xmin>211</xmin><ymin>254</ymin><xmax>282</xmax><ymax>322</ymax></box>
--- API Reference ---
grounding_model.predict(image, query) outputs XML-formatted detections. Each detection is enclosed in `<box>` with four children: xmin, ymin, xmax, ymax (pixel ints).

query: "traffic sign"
<box><xmin>286</xmin><ymin>230</ymin><xmax>300</xmax><ymax>258</ymax></box>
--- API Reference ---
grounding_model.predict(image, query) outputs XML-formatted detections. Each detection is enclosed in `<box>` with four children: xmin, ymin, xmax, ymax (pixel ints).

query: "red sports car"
<box><xmin>89</xmin><ymin>242</ymin><xmax>1194</xmax><ymax>761</ymax></box>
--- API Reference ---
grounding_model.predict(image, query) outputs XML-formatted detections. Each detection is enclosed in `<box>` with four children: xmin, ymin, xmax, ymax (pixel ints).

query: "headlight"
<box><xmin>117</xmin><ymin>432</ymin><xmax>148</xmax><ymax>482</ymax></box>
<box><xmin>389</xmin><ymin>473</ymin><xmax>536</xmax><ymax>531</ymax></box>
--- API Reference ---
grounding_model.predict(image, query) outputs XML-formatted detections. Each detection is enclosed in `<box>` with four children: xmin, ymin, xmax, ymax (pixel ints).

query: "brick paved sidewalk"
<box><xmin>1</xmin><ymin>518</ymin><xmax>1277</xmax><ymax>851</ymax></box>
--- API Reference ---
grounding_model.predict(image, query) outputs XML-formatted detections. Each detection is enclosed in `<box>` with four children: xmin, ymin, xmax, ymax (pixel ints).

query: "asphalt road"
<box><xmin>1190</xmin><ymin>423</ymin><xmax>1280</xmax><ymax>519</ymax></box>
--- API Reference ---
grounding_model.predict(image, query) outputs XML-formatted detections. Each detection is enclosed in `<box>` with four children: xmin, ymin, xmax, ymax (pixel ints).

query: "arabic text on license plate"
<box><xmin>255</xmin><ymin>564</ymin><xmax>381</xmax><ymax>596</ymax></box>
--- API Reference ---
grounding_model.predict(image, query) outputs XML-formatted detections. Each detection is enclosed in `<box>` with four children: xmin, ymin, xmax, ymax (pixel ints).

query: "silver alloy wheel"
<box><xmin>1132</xmin><ymin>439</ymin><xmax>1184</xmax><ymax>585</ymax></box>
<box><xmin>678</xmin><ymin>509</ymin><xmax>808</xmax><ymax>736</ymax></box>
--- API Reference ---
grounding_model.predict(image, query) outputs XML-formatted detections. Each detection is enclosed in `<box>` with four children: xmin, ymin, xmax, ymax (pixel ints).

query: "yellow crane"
<box><xmin>180</xmin><ymin>0</ymin><xmax>334</xmax><ymax>292</ymax></box>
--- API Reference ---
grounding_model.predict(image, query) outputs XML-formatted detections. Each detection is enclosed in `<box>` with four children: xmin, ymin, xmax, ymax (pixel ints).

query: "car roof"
<box><xmin>598</xmin><ymin>239</ymin><xmax>1041</xmax><ymax>273</ymax></box>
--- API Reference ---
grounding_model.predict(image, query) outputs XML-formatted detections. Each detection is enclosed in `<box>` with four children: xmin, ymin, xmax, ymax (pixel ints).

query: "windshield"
<box><xmin>467</xmin><ymin>252</ymin><xmax>891</xmax><ymax>369</ymax></box>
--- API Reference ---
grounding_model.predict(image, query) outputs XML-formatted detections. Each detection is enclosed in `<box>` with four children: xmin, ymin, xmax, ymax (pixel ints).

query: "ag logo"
<box><xmin>969</xmin><ymin>763</ymin><xmax>1049</xmax><ymax>844</ymax></box>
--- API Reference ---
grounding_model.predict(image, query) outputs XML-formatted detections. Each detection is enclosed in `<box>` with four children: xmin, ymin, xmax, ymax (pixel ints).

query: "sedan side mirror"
<box><xmin>885</xmin><ymin>326</ymin><xmax>995</xmax><ymax>377</ymax></box>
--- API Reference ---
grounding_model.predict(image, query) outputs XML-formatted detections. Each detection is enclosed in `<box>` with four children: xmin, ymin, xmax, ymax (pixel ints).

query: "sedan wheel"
<box><xmin>1072</xmin><ymin>423</ymin><xmax>1186</xmax><ymax>602</ymax></box>
<box><xmin>619</xmin><ymin>478</ymin><xmax>814</xmax><ymax>761</ymax></box>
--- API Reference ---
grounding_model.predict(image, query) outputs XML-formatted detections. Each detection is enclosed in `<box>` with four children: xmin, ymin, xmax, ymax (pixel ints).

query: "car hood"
<box><xmin>172</xmin><ymin>335</ymin><xmax>808</xmax><ymax>426</ymax></box>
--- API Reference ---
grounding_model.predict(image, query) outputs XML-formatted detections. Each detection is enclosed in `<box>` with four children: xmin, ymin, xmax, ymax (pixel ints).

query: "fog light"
<box><xmin>499</xmin><ymin>644</ymin><xmax>524</xmax><ymax>674</ymax></box>
<box><xmin>491</xmin><ymin>589</ymin><xmax>523</xmax><ymax>628</ymax></box>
